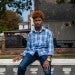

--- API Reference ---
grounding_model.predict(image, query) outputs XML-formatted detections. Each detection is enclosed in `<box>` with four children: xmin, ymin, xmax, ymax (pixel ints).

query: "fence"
<box><xmin>0</xmin><ymin>35</ymin><xmax>75</xmax><ymax>49</ymax></box>
<box><xmin>5</xmin><ymin>35</ymin><xmax>27</xmax><ymax>48</ymax></box>
<box><xmin>0</xmin><ymin>59</ymin><xmax>75</xmax><ymax>75</ymax></box>
<box><xmin>54</xmin><ymin>39</ymin><xmax>75</xmax><ymax>48</ymax></box>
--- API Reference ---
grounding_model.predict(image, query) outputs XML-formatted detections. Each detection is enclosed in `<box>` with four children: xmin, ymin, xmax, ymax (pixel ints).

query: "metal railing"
<box><xmin>54</xmin><ymin>39</ymin><xmax>75</xmax><ymax>48</ymax></box>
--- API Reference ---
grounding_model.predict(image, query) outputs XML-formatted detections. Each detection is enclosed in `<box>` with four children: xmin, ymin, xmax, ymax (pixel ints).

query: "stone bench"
<box><xmin>0</xmin><ymin>59</ymin><xmax>75</xmax><ymax>75</ymax></box>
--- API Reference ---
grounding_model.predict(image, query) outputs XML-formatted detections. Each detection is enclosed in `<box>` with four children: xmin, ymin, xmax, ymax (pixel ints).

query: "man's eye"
<box><xmin>36</xmin><ymin>20</ymin><xmax>41</xmax><ymax>21</ymax></box>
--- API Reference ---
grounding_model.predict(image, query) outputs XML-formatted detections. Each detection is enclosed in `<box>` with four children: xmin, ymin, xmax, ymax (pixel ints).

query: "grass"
<box><xmin>0</xmin><ymin>55</ymin><xmax>17</xmax><ymax>59</ymax></box>
<box><xmin>0</xmin><ymin>54</ymin><xmax>75</xmax><ymax>59</ymax></box>
<box><xmin>53</xmin><ymin>54</ymin><xmax>75</xmax><ymax>58</ymax></box>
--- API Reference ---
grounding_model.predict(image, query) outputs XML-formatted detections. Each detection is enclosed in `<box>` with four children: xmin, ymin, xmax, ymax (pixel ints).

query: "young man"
<box><xmin>13</xmin><ymin>10</ymin><xmax>54</xmax><ymax>75</ymax></box>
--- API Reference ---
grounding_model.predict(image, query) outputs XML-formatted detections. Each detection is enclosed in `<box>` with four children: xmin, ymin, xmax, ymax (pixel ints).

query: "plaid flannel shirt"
<box><xmin>21</xmin><ymin>27</ymin><xmax>54</xmax><ymax>56</ymax></box>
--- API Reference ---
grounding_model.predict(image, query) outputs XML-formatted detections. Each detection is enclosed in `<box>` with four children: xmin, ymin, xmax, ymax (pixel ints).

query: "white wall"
<box><xmin>19</xmin><ymin>25</ymin><xmax>28</xmax><ymax>30</ymax></box>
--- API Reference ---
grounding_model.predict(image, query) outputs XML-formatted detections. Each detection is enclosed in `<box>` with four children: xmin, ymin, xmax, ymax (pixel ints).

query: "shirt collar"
<box><xmin>32</xmin><ymin>26</ymin><xmax>45</xmax><ymax>33</ymax></box>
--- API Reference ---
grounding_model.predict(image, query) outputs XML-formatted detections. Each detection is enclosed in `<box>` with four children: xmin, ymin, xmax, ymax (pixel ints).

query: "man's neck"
<box><xmin>35</xmin><ymin>26</ymin><xmax>42</xmax><ymax>32</ymax></box>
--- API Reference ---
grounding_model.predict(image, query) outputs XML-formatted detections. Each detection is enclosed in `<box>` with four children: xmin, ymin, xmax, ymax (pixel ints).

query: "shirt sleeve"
<box><xmin>20</xmin><ymin>33</ymin><xmax>31</xmax><ymax>56</ymax></box>
<box><xmin>47</xmin><ymin>31</ymin><xmax>54</xmax><ymax>55</ymax></box>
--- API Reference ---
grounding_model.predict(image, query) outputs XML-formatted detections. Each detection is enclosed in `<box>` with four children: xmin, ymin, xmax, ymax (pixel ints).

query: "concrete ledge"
<box><xmin>0</xmin><ymin>59</ymin><xmax>75</xmax><ymax>65</ymax></box>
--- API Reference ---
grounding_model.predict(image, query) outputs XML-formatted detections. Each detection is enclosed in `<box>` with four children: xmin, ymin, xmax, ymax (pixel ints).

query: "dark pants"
<box><xmin>17</xmin><ymin>52</ymin><xmax>51</xmax><ymax>75</ymax></box>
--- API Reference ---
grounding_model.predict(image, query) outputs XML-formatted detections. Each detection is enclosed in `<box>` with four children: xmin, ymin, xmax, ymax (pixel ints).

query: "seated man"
<box><xmin>13</xmin><ymin>10</ymin><xmax>54</xmax><ymax>75</ymax></box>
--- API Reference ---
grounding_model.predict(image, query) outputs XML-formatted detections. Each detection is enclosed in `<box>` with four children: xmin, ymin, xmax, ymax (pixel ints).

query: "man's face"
<box><xmin>33</xmin><ymin>17</ymin><xmax>43</xmax><ymax>28</ymax></box>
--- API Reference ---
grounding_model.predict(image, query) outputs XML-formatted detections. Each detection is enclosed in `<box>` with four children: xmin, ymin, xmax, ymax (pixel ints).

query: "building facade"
<box><xmin>34</xmin><ymin>0</ymin><xmax>75</xmax><ymax>48</ymax></box>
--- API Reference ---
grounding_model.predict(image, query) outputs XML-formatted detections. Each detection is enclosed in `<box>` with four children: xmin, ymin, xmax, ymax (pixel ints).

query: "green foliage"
<box><xmin>0</xmin><ymin>25</ymin><xmax>8</xmax><ymax>33</ymax></box>
<box><xmin>70</xmin><ymin>0</ymin><xmax>75</xmax><ymax>4</ymax></box>
<box><xmin>0</xmin><ymin>10</ymin><xmax>22</xmax><ymax>32</ymax></box>
<box><xmin>56</xmin><ymin>0</ymin><xmax>75</xmax><ymax>4</ymax></box>
<box><xmin>56</xmin><ymin>0</ymin><xmax>65</xmax><ymax>4</ymax></box>
<box><xmin>0</xmin><ymin>19</ymin><xmax>8</xmax><ymax>33</ymax></box>
<box><xmin>4</xmin><ymin>10</ymin><xmax>22</xmax><ymax>30</ymax></box>
<box><xmin>0</xmin><ymin>0</ymin><xmax>32</xmax><ymax>17</ymax></box>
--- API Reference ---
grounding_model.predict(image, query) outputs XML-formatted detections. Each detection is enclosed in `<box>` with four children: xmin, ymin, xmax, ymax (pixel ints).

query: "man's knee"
<box><xmin>18</xmin><ymin>64</ymin><xmax>26</xmax><ymax>71</ymax></box>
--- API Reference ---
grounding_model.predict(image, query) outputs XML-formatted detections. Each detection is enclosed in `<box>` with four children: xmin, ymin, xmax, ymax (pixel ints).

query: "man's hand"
<box><xmin>13</xmin><ymin>55</ymin><xmax>22</xmax><ymax>62</ymax></box>
<box><xmin>43</xmin><ymin>60</ymin><xmax>50</xmax><ymax>70</ymax></box>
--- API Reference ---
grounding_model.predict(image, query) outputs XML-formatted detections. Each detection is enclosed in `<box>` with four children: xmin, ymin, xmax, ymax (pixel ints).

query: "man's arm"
<box><xmin>46</xmin><ymin>31</ymin><xmax>54</xmax><ymax>61</ymax></box>
<box><xmin>43</xmin><ymin>31</ymin><xmax>54</xmax><ymax>69</ymax></box>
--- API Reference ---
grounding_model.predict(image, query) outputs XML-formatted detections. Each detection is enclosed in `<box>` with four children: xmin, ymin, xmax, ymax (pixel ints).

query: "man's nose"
<box><xmin>36</xmin><ymin>21</ymin><xmax>40</xmax><ymax>23</ymax></box>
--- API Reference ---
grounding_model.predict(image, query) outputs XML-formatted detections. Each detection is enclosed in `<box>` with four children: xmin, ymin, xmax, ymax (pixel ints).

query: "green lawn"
<box><xmin>53</xmin><ymin>54</ymin><xmax>75</xmax><ymax>58</ymax></box>
<box><xmin>0</xmin><ymin>55</ymin><xmax>17</xmax><ymax>59</ymax></box>
<box><xmin>0</xmin><ymin>54</ymin><xmax>75</xmax><ymax>59</ymax></box>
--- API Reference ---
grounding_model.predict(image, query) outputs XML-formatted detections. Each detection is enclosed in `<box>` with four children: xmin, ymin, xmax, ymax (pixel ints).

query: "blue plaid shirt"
<box><xmin>21</xmin><ymin>27</ymin><xmax>54</xmax><ymax>56</ymax></box>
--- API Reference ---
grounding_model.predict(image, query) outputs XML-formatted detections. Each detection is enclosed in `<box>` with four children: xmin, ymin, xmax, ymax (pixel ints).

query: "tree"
<box><xmin>0</xmin><ymin>10</ymin><xmax>22</xmax><ymax>33</ymax></box>
<box><xmin>0</xmin><ymin>21</ymin><xmax>8</xmax><ymax>33</ymax></box>
<box><xmin>69</xmin><ymin>0</ymin><xmax>75</xmax><ymax>8</ymax></box>
<box><xmin>56</xmin><ymin>0</ymin><xmax>75</xmax><ymax>8</ymax></box>
<box><xmin>70</xmin><ymin>0</ymin><xmax>75</xmax><ymax>4</ymax></box>
<box><xmin>56</xmin><ymin>0</ymin><xmax>75</xmax><ymax>4</ymax></box>
<box><xmin>56</xmin><ymin>0</ymin><xmax>65</xmax><ymax>4</ymax></box>
<box><xmin>0</xmin><ymin>0</ymin><xmax>32</xmax><ymax>18</ymax></box>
